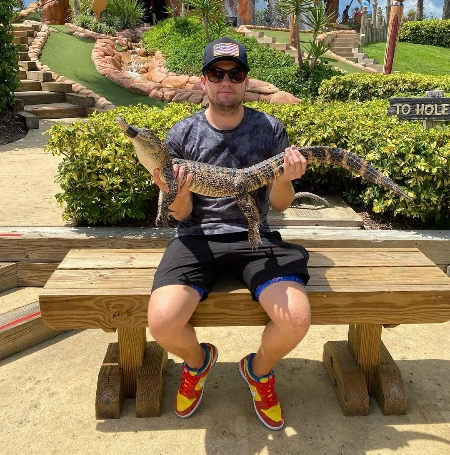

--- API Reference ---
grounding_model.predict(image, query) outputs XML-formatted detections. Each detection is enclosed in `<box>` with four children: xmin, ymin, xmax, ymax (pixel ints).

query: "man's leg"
<box><xmin>148</xmin><ymin>285</ymin><xmax>218</xmax><ymax>418</ymax></box>
<box><xmin>252</xmin><ymin>281</ymin><xmax>311</xmax><ymax>376</ymax></box>
<box><xmin>238</xmin><ymin>280</ymin><xmax>310</xmax><ymax>430</ymax></box>
<box><xmin>148</xmin><ymin>284</ymin><xmax>205</xmax><ymax>369</ymax></box>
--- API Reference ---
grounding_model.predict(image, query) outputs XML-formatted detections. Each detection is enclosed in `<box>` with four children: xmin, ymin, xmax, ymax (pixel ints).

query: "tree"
<box><xmin>444</xmin><ymin>0</ymin><xmax>450</xmax><ymax>19</ymax></box>
<box><xmin>277</xmin><ymin>0</ymin><xmax>334</xmax><ymax>68</ymax></box>
<box><xmin>277</xmin><ymin>0</ymin><xmax>314</xmax><ymax>67</ymax></box>
<box><xmin>416</xmin><ymin>0</ymin><xmax>423</xmax><ymax>20</ymax></box>
<box><xmin>182</xmin><ymin>0</ymin><xmax>224</xmax><ymax>42</ymax></box>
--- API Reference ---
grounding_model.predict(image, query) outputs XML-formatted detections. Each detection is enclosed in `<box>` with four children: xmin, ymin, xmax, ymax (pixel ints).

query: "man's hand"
<box><xmin>269</xmin><ymin>145</ymin><xmax>307</xmax><ymax>213</ymax></box>
<box><xmin>153</xmin><ymin>164</ymin><xmax>193</xmax><ymax>195</ymax></box>
<box><xmin>276</xmin><ymin>145</ymin><xmax>307</xmax><ymax>184</ymax></box>
<box><xmin>153</xmin><ymin>164</ymin><xmax>193</xmax><ymax>221</ymax></box>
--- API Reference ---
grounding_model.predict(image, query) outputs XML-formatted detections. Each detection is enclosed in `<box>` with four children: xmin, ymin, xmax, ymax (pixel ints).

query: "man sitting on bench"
<box><xmin>148</xmin><ymin>37</ymin><xmax>311</xmax><ymax>431</ymax></box>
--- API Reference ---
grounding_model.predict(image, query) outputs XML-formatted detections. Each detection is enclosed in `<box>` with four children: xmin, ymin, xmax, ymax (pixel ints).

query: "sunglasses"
<box><xmin>204</xmin><ymin>68</ymin><xmax>247</xmax><ymax>83</ymax></box>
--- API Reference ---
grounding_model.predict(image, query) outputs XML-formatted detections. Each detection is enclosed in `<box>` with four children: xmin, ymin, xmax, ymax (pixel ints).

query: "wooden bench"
<box><xmin>39</xmin><ymin>247</ymin><xmax>450</xmax><ymax>419</ymax></box>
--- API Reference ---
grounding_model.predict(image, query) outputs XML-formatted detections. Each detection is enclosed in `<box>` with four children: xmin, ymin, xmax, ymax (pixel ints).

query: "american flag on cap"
<box><xmin>213</xmin><ymin>42</ymin><xmax>240</xmax><ymax>57</ymax></box>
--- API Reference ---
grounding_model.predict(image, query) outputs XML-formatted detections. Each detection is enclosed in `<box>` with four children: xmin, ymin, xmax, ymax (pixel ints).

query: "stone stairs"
<box><xmin>238</xmin><ymin>29</ymin><xmax>300</xmax><ymax>63</ymax></box>
<box><xmin>12</xmin><ymin>23</ymin><xmax>96</xmax><ymax>129</ymax></box>
<box><xmin>329</xmin><ymin>33</ymin><xmax>384</xmax><ymax>72</ymax></box>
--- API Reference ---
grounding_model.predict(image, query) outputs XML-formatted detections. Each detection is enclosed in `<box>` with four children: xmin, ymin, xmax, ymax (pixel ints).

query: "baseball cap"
<box><xmin>202</xmin><ymin>37</ymin><xmax>250</xmax><ymax>73</ymax></box>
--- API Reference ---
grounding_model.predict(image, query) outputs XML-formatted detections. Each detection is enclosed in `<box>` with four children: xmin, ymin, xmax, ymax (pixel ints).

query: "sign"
<box><xmin>388</xmin><ymin>97</ymin><xmax>450</xmax><ymax>121</ymax></box>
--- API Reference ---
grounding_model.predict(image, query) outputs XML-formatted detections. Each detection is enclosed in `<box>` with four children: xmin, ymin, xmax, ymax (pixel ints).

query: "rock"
<box><xmin>247</xmin><ymin>78</ymin><xmax>278</xmax><ymax>94</ymax></box>
<box><xmin>172</xmin><ymin>90</ymin><xmax>193</xmax><ymax>103</ymax></box>
<box><xmin>161</xmin><ymin>75</ymin><xmax>190</xmax><ymax>89</ymax></box>
<box><xmin>41</xmin><ymin>0</ymin><xmax>71</xmax><ymax>25</ymax></box>
<box><xmin>243</xmin><ymin>91</ymin><xmax>260</xmax><ymax>102</ymax></box>
<box><xmin>148</xmin><ymin>68</ymin><xmax>168</xmax><ymax>84</ymax></box>
<box><xmin>269</xmin><ymin>91</ymin><xmax>301</xmax><ymax>104</ymax></box>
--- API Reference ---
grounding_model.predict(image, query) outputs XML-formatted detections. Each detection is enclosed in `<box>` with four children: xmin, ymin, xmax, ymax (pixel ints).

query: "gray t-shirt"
<box><xmin>165</xmin><ymin>106</ymin><xmax>289</xmax><ymax>236</ymax></box>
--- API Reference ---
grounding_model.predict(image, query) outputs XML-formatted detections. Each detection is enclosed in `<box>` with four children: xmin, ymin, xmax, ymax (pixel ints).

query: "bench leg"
<box><xmin>136</xmin><ymin>341</ymin><xmax>168</xmax><ymax>417</ymax></box>
<box><xmin>96</xmin><ymin>329</ymin><xmax>168</xmax><ymax>419</ymax></box>
<box><xmin>118</xmin><ymin>327</ymin><xmax>147</xmax><ymax>398</ymax></box>
<box><xmin>323</xmin><ymin>340</ymin><xmax>369</xmax><ymax>416</ymax></box>
<box><xmin>323</xmin><ymin>324</ymin><xmax>407</xmax><ymax>416</ymax></box>
<box><xmin>96</xmin><ymin>342</ymin><xmax>124</xmax><ymax>419</ymax></box>
<box><xmin>348</xmin><ymin>324</ymin><xmax>407</xmax><ymax>415</ymax></box>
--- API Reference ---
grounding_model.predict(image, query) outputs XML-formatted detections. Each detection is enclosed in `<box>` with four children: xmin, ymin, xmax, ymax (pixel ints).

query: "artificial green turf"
<box><xmin>40</xmin><ymin>26</ymin><xmax>164</xmax><ymax>108</ymax></box>
<box><xmin>259</xmin><ymin>29</ymin><xmax>365</xmax><ymax>74</ymax></box>
<box><xmin>17</xmin><ymin>11</ymin><xmax>41</xmax><ymax>22</ymax></box>
<box><xmin>363</xmin><ymin>41</ymin><xmax>450</xmax><ymax>75</ymax></box>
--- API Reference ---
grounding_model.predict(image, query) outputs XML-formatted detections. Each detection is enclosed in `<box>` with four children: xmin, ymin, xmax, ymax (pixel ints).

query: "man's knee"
<box><xmin>148</xmin><ymin>285</ymin><xmax>199</xmax><ymax>340</ymax></box>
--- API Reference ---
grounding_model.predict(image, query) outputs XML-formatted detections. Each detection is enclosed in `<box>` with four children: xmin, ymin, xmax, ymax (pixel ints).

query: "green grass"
<box><xmin>17</xmin><ymin>11</ymin><xmax>41</xmax><ymax>22</ymax></box>
<box><xmin>363</xmin><ymin>41</ymin><xmax>450</xmax><ymax>75</ymax></box>
<box><xmin>40</xmin><ymin>26</ymin><xmax>164</xmax><ymax>108</ymax></box>
<box><xmin>259</xmin><ymin>28</ymin><xmax>365</xmax><ymax>74</ymax></box>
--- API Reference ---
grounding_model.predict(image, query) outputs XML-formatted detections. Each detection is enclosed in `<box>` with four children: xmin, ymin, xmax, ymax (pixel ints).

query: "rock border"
<box><xmin>65</xmin><ymin>23</ymin><xmax>302</xmax><ymax>105</ymax></box>
<box><xmin>22</xmin><ymin>21</ymin><xmax>116</xmax><ymax>112</ymax></box>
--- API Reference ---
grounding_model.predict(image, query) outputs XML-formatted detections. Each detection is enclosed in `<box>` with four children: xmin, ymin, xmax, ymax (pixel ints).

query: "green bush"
<box><xmin>0</xmin><ymin>0</ymin><xmax>19</xmax><ymax>112</ymax></box>
<box><xmin>72</xmin><ymin>13</ymin><xmax>117</xmax><ymax>35</ymax></box>
<box><xmin>46</xmin><ymin>103</ymin><xmax>199</xmax><ymax>225</ymax></box>
<box><xmin>48</xmin><ymin>102</ymin><xmax>450</xmax><ymax>226</ymax></box>
<box><xmin>141</xmin><ymin>17</ymin><xmax>338</xmax><ymax>98</ymax></box>
<box><xmin>102</xmin><ymin>0</ymin><xmax>145</xmax><ymax>31</ymax></box>
<box><xmin>319</xmin><ymin>73</ymin><xmax>450</xmax><ymax>102</ymax></box>
<box><xmin>400</xmin><ymin>19</ymin><xmax>450</xmax><ymax>48</ymax></box>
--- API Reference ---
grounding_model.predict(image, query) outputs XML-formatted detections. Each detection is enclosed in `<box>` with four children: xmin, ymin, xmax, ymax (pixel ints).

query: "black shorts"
<box><xmin>151</xmin><ymin>231</ymin><xmax>310</xmax><ymax>302</ymax></box>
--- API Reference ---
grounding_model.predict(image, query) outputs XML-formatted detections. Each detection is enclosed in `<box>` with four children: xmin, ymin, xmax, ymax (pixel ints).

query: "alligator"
<box><xmin>116</xmin><ymin>117</ymin><xmax>413</xmax><ymax>248</ymax></box>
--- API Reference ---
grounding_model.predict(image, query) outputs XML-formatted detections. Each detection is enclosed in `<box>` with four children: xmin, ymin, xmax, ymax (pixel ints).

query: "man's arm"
<box><xmin>268</xmin><ymin>146</ymin><xmax>307</xmax><ymax>212</ymax></box>
<box><xmin>153</xmin><ymin>164</ymin><xmax>193</xmax><ymax>221</ymax></box>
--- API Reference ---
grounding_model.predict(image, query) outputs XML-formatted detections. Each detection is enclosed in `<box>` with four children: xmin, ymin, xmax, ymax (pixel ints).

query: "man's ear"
<box><xmin>200</xmin><ymin>74</ymin><xmax>206</xmax><ymax>92</ymax></box>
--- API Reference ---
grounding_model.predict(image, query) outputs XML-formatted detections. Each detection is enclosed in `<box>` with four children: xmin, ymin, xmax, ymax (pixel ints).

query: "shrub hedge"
<box><xmin>47</xmin><ymin>102</ymin><xmax>450</xmax><ymax>227</ymax></box>
<box><xmin>0</xmin><ymin>0</ymin><xmax>19</xmax><ymax>112</ymax></box>
<box><xmin>319</xmin><ymin>73</ymin><xmax>450</xmax><ymax>102</ymax></box>
<box><xmin>400</xmin><ymin>19</ymin><xmax>450</xmax><ymax>48</ymax></box>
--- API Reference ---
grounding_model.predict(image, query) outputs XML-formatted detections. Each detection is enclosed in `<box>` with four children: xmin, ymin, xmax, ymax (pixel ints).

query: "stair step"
<box><xmin>13</xmin><ymin>30</ymin><xmax>36</xmax><ymax>38</ymax></box>
<box><xmin>12</xmin><ymin>23</ymin><xmax>40</xmax><ymax>32</ymax></box>
<box><xmin>14</xmin><ymin>91</ymin><xmax>66</xmax><ymax>105</ymax></box>
<box><xmin>17</xmin><ymin>80</ymin><xmax>42</xmax><ymax>91</ymax></box>
<box><xmin>257</xmin><ymin>36</ymin><xmax>276</xmax><ymax>44</ymax></box>
<box><xmin>246</xmin><ymin>31</ymin><xmax>265</xmax><ymax>38</ymax></box>
<box><xmin>13</xmin><ymin>36</ymin><xmax>28</xmax><ymax>44</ymax></box>
<box><xmin>26</xmin><ymin>71</ymin><xmax>54</xmax><ymax>82</ymax></box>
<box><xmin>18</xmin><ymin>51</ymin><xmax>30</xmax><ymax>61</ymax></box>
<box><xmin>19</xmin><ymin>61</ymin><xmax>38</xmax><ymax>71</ymax></box>
<box><xmin>331</xmin><ymin>46</ymin><xmax>353</xmax><ymax>52</ymax></box>
<box><xmin>18</xmin><ymin>70</ymin><xmax>27</xmax><ymax>79</ymax></box>
<box><xmin>270</xmin><ymin>43</ymin><xmax>290</xmax><ymax>51</ymax></box>
<box><xmin>346</xmin><ymin>57</ymin><xmax>359</xmax><ymax>63</ymax></box>
<box><xmin>65</xmin><ymin>93</ymin><xmax>96</xmax><ymax>107</ymax></box>
<box><xmin>24</xmin><ymin>103</ymin><xmax>86</xmax><ymax>119</ymax></box>
<box><xmin>41</xmin><ymin>82</ymin><xmax>73</xmax><ymax>93</ymax></box>
<box><xmin>18</xmin><ymin>44</ymin><xmax>29</xmax><ymax>52</ymax></box>
<box><xmin>17</xmin><ymin>111</ymin><xmax>40</xmax><ymax>129</ymax></box>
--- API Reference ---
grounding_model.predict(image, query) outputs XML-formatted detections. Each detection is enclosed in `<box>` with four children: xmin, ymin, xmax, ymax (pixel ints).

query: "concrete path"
<box><xmin>1</xmin><ymin>123</ymin><xmax>450</xmax><ymax>454</ymax></box>
<box><xmin>0</xmin><ymin>119</ymin><xmax>75</xmax><ymax>226</ymax></box>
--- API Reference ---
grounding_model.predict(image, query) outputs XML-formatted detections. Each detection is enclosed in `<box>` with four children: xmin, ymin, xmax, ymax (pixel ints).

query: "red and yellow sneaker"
<box><xmin>175</xmin><ymin>343</ymin><xmax>218</xmax><ymax>418</ymax></box>
<box><xmin>238</xmin><ymin>353</ymin><xmax>284</xmax><ymax>430</ymax></box>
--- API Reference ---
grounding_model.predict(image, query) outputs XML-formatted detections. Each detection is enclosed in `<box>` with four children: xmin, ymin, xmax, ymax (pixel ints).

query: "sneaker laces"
<box><xmin>179</xmin><ymin>367</ymin><xmax>200</xmax><ymax>398</ymax></box>
<box><xmin>255</xmin><ymin>375</ymin><xmax>279</xmax><ymax>408</ymax></box>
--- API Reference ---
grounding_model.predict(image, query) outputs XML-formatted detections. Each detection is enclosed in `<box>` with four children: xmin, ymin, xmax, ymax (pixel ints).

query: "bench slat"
<box><xmin>39</xmin><ymin>288</ymin><xmax>450</xmax><ymax>328</ymax></box>
<box><xmin>43</xmin><ymin>266</ymin><xmax>450</xmax><ymax>289</ymax></box>
<box><xmin>58</xmin><ymin>248</ymin><xmax>435</xmax><ymax>269</ymax></box>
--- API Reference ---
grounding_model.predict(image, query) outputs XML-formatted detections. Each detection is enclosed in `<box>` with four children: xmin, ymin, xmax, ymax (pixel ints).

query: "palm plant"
<box><xmin>277</xmin><ymin>0</ymin><xmax>314</xmax><ymax>67</ymax></box>
<box><xmin>182</xmin><ymin>0</ymin><xmax>224</xmax><ymax>42</ymax></box>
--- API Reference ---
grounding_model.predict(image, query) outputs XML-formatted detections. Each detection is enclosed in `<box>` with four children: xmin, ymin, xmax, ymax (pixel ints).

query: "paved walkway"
<box><xmin>1</xmin><ymin>124</ymin><xmax>450</xmax><ymax>454</ymax></box>
<box><xmin>0</xmin><ymin>119</ymin><xmax>75</xmax><ymax>226</ymax></box>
